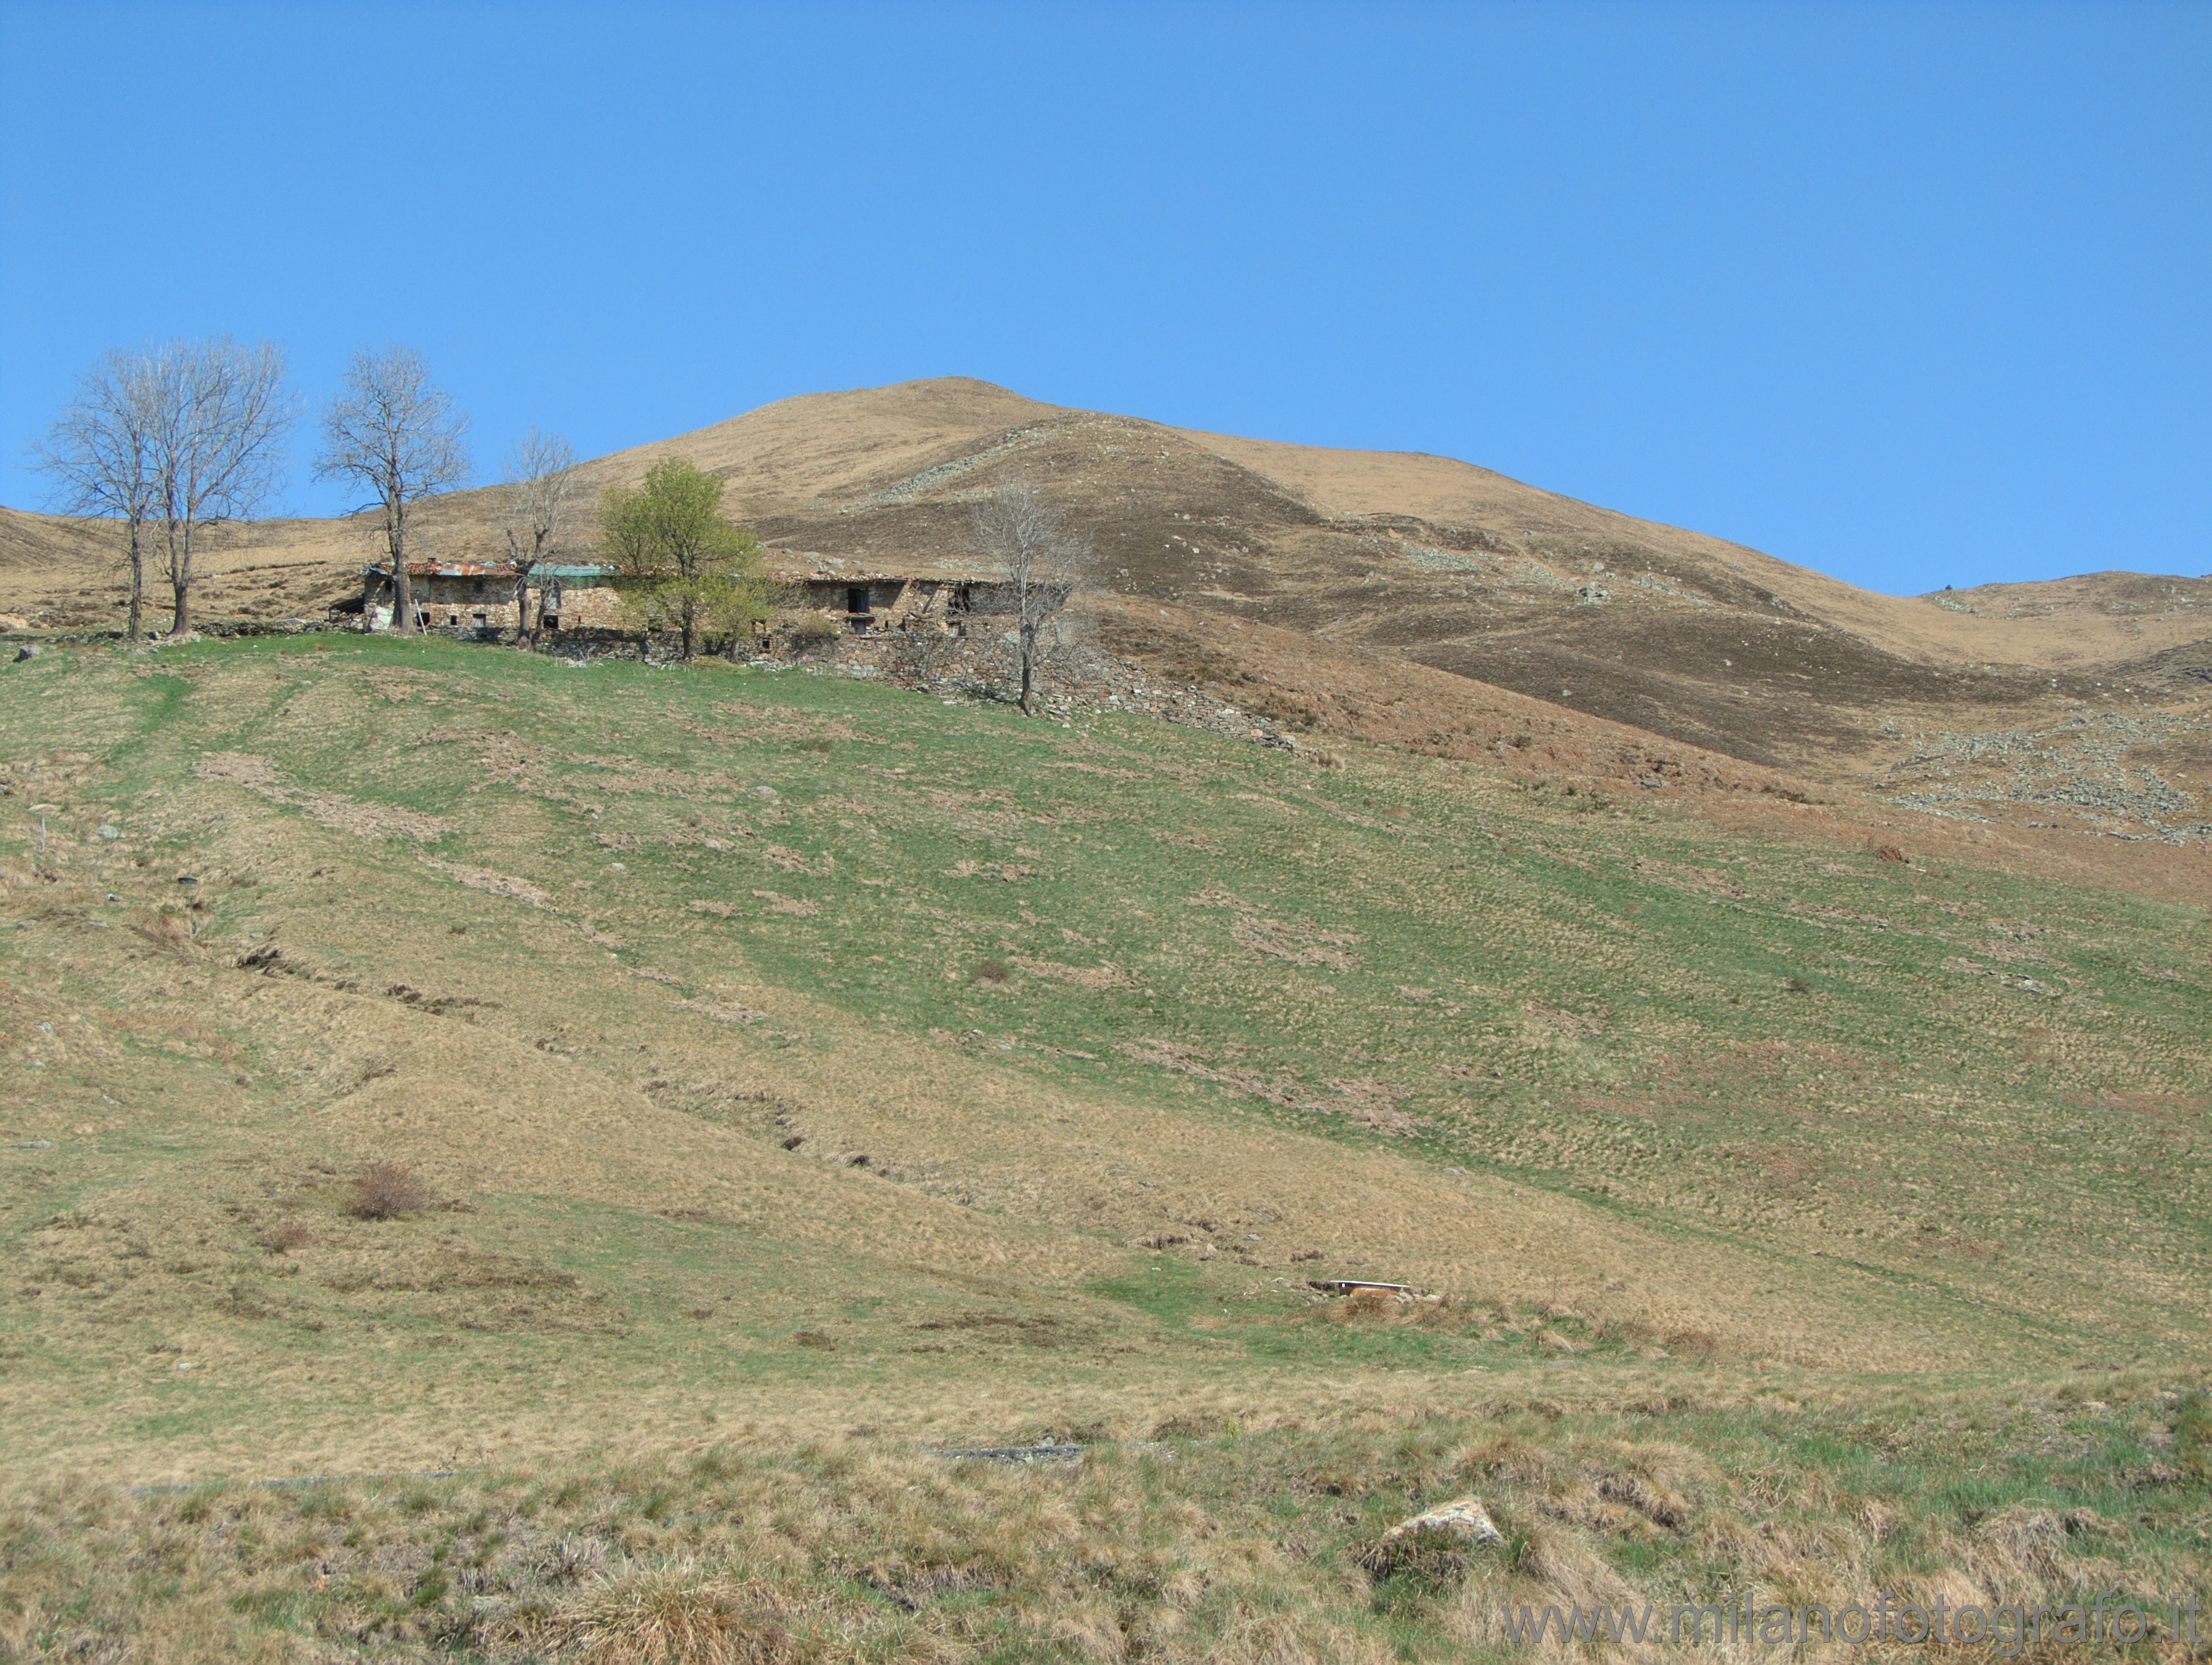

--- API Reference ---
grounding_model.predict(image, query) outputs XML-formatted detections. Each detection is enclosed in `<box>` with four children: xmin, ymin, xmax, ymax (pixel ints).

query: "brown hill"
<box><xmin>3</xmin><ymin>376</ymin><xmax>2204</xmax><ymax>844</ymax></box>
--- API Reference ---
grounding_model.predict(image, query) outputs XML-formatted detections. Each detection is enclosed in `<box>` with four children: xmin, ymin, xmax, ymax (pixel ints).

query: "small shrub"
<box><xmin>346</xmin><ymin>1160</ymin><xmax>431</xmax><ymax>1220</ymax></box>
<box><xmin>261</xmin><ymin>1220</ymin><xmax>314</xmax><ymax>1255</ymax></box>
<box><xmin>1663</xmin><ymin>1328</ymin><xmax>1722</xmax><ymax>1362</ymax></box>
<box><xmin>972</xmin><ymin>956</ymin><xmax>1010</xmax><ymax>984</ymax></box>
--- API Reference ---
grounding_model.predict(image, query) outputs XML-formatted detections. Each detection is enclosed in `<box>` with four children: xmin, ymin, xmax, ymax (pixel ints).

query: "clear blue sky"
<box><xmin>2</xmin><ymin>1</ymin><xmax>2205</xmax><ymax>594</ymax></box>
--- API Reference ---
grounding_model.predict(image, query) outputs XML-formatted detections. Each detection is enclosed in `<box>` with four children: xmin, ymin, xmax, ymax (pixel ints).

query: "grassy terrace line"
<box><xmin>0</xmin><ymin>634</ymin><xmax>2208</xmax><ymax>1660</ymax></box>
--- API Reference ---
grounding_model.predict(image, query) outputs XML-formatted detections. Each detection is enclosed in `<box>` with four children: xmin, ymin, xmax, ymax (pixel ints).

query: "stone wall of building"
<box><xmin>538</xmin><ymin>581</ymin><xmax>629</xmax><ymax>632</ymax></box>
<box><xmin>414</xmin><ymin>575</ymin><xmax>521</xmax><ymax>631</ymax></box>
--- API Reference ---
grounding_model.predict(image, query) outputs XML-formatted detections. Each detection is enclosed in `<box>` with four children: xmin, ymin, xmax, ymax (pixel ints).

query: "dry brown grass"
<box><xmin>6</xmin><ymin>1389</ymin><xmax>2206</xmax><ymax>1663</ymax></box>
<box><xmin>258</xmin><ymin>1218</ymin><xmax>314</xmax><ymax>1254</ymax></box>
<box><xmin>1659</xmin><ymin>1329</ymin><xmax>1723</xmax><ymax>1364</ymax></box>
<box><xmin>1</xmin><ymin>637</ymin><xmax>2206</xmax><ymax>1528</ymax></box>
<box><xmin>127</xmin><ymin>904</ymin><xmax>197</xmax><ymax>949</ymax></box>
<box><xmin>1</xmin><ymin>400</ymin><xmax>2208</xmax><ymax>1663</ymax></box>
<box><xmin>516</xmin><ymin>1571</ymin><xmax>794</xmax><ymax>1664</ymax></box>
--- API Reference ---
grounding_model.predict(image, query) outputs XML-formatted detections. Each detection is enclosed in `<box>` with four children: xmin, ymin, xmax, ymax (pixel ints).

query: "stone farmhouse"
<box><xmin>342</xmin><ymin>562</ymin><xmax>521</xmax><ymax>634</ymax></box>
<box><xmin>346</xmin><ymin>556</ymin><xmax>1015</xmax><ymax>644</ymax></box>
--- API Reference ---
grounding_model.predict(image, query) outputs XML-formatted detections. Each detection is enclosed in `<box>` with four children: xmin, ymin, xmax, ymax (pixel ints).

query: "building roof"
<box><xmin>362</xmin><ymin>561</ymin><xmax>520</xmax><ymax>579</ymax></box>
<box><xmin>791</xmin><ymin>571</ymin><xmax>995</xmax><ymax>586</ymax></box>
<box><xmin>765</xmin><ymin>547</ymin><xmax>1003</xmax><ymax>583</ymax></box>
<box><xmin>361</xmin><ymin>557</ymin><xmax>1005</xmax><ymax>584</ymax></box>
<box><xmin>363</xmin><ymin>561</ymin><xmax>645</xmax><ymax>582</ymax></box>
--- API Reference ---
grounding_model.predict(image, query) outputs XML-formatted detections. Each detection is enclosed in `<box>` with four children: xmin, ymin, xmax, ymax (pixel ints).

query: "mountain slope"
<box><xmin>2</xmin><ymin>635</ymin><xmax>2206</xmax><ymax>1487</ymax></box>
<box><xmin>667</xmin><ymin>379</ymin><xmax>2210</xmax><ymax>812</ymax></box>
<box><xmin>2</xmin><ymin>378</ymin><xmax>2204</xmax><ymax>826</ymax></box>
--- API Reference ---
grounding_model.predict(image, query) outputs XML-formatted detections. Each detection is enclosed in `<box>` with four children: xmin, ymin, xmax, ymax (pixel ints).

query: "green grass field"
<box><xmin>1</xmin><ymin>635</ymin><xmax>2207</xmax><ymax>1660</ymax></box>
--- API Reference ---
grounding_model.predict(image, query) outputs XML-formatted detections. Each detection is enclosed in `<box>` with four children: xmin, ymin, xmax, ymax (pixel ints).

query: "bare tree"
<box><xmin>313</xmin><ymin>348</ymin><xmax>471</xmax><ymax>635</ymax></box>
<box><xmin>499</xmin><ymin>426</ymin><xmax>583</xmax><ymax>645</ymax></box>
<box><xmin>139</xmin><ymin>339</ymin><xmax>297</xmax><ymax>637</ymax></box>
<box><xmin>29</xmin><ymin>349</ymin><xmax>163</xmax><ymax>641</ymax></box>
<box><xmin>971</xmin><ymin>478</ymin><xmax>1091</xmax><ymax>715</ymax></box>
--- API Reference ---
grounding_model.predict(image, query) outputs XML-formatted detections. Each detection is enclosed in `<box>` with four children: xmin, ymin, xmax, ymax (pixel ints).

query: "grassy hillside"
<box><xmin>10</xmin><ymin>1387</ymin><xmax>2210</xmax><ymax>1662</ymax></box>
<box><xmin>1</xmin><ymin>635</ymin><xmax>2207</xmax><ymax>1659</ymax></box>
<box><xmin>9</xmin><ymin>377</ymin><xmax>2208</xmax><ymax>818</ymax></box>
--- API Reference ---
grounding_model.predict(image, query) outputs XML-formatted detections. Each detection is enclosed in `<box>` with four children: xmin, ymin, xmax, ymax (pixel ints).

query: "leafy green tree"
<box><xmin>600</xmin><ymin>457</ymin><xmax>778</xmax><ymax>662</ymax></box>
